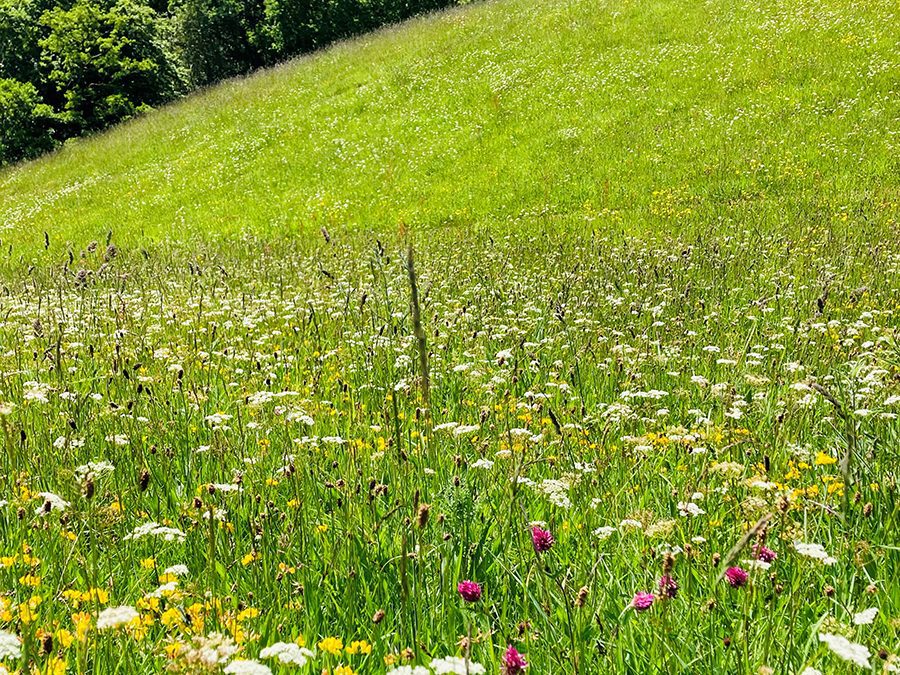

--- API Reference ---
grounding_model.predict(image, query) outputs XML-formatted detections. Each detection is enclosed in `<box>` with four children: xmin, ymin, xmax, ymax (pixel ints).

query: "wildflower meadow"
<box><xmin>0</xmin><ymin>0</ymin><xmax>898</xmax><ymax>672</ymax></box>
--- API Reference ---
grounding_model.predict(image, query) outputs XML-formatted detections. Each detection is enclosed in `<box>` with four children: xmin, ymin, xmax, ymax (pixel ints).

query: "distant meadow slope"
<box><xmin>0</xmin><ymin>0</ymin><xmax>898</xmax><ymax>259</ymax></box>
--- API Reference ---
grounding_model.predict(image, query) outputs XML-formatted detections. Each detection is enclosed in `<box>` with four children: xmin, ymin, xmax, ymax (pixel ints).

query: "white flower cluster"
<box><xmin>96</xmin><ymin>605</ymin><xmax>139</xmax><ymax>630</ymax></box>
<box><xmin>124</xmin><ymin>521</ymin><xmax>186</xmax><ymax>542</ymax></box>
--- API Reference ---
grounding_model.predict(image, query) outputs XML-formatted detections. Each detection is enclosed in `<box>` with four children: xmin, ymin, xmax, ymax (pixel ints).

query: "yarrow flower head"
<box><xmin>259</xmin><ymin>642</ymin><xmax>314</xmax><ymax>666</ymax></box>
<box><xmin>794</xmin><ymin>542</ymin><xmax>837</xmax><ymax>565</ymax></box>
<box><xmin>531</xmin><ymin>526</ymin><xmax>554</xmax><ymax>553</ymax></box>
<box><xmin>223</xmin><ymin>660</ymin><xmax>272</xmax><ymax>675</ymax></box>
<box><xmin>631</xmin><ymin>592</ymin><xmax>655</xmax><ymax>611</ymax></box>
<box><xmin>501</xmin><ymin>645</ymin><xmax>528</xmax><ymax>674</ymax></box>
<box><xmin>96</xmin><ymin>605</ymin><xmax>139</xmax><ymax>630</ymax></box>
<box><xmin>724</xmin><ymin>566</ymin><xmax>749</xmax><ymax>588</ymax></box>
<box><xmin>657</xmin><ymin>575</ymin><xmax>678</xmax><ymax>598</ymax></box>
<box><xmin>430</xmin><ymin>656</ymin><xmax>486</xmax><ymax>674</ymax></box>
<box><xmin>818</xmin><ymin>633</ymin><xmax>871</xmax><ymax>669</ymax></box>
<box><xmin>457</xmin><ymin>580</ymin><xmax>482</xmax><ymax>603</ymax></box>
<box><xmin>0</xmin><ymin>630</ymin><xmax>22</xmax><ymax>660</ymax></box>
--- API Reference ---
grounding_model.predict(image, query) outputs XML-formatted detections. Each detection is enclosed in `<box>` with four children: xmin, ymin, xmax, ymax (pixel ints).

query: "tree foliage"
<box><xmin>0</xmin><ymin>0</ymin><xmax>461</xmax><ymax>165</ymax></box>
<box><xmin>0</xmin><ymin>77</ymin><xmax>56</xmax><ymax>161</ymax></box>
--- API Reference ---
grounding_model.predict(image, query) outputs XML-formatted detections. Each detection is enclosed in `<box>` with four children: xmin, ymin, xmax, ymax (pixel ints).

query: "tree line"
<box><xmin>1</xmin><ymin>0</ymin><xmax>461</xmax><ymax>165</ymax></box>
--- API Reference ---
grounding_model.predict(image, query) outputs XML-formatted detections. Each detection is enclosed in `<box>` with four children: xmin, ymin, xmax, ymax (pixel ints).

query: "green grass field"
<box><xmin>1</xmin><ymin>0</ymin><xmax>898</xmax><ymax>257</ymax></box>
<box><xmin>0</xmin><ymin>0</ymin><xmax>899</xmax><ymax>673</ymax></box>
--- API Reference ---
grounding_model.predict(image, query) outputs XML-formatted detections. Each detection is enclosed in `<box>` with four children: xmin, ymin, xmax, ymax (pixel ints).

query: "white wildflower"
<box><xmin>818</xmin><ymin>633</ymin><xmax>871</xmax><ymax>669</ymax></box>
<box><xmin>852</xmin><ymin>607</ymin><xmax>878</xmax><ymax>625</ymax></box>
<box><xmin>430</xmin><ymin>656</ymin><xmax>486</xmax><ymax>674</ymax></box>
<box><xmin>223</xmin><ymin>660</ymin><xmax>272</xmax><ymax>675</ymax></box>
<box><xmin>793</xmin><ymin>542</ymin><xmax>837</xmax><ymax>565</ymax></box>
<box><xmin>259</xmin><ymin>642</ymin><xmax>314</xmax><ymax>666</ymax></box>
<box><xmin>96</xmin><ymin>605</ymin><xmax>139</xmax><ymax>630</ymax></box>
<box><xmin>0</xmin><ymin>630</ymin><xmax>21</xmax><ymax>659</ymax></box>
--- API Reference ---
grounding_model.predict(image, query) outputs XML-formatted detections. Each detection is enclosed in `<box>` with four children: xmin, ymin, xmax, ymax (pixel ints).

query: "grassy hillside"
<box><xmin>1</xmin><ymin>0</ymin><xmax>898</xmax><ymax>258</ymax></box>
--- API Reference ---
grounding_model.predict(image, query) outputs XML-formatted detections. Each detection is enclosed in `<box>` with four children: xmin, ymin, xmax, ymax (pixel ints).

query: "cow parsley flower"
<box><xmin>97</xmin><ymin>605</ymin><xmax>139</xmax><ymax>630</ymax></box>
<box><xmin>34</xmin><ymin>492</ymin><xmax>69</xmax><ymax>515</ymax></box>
<box><xmin>223</xmin><ymin>660</ymin><xmax>272</xmax><ymax>675</ymax></box>
<box><xmin>0</xmin><ymin>630</ymin><xmax>21</xmax><ymax>659</ymax></box>
<box><xmin>794</xmin><ymin>542</ymin><xmax>837</xmax><ymax>565</ymax></box>
<box><xmin>430</xmin><ymin>656</ymin><xmax>486</xmax><ymax>674</ymax></box>
<box><xmin>388</xmin><ymin>667</ymin><xmax>430</xmax><ymax>675</ymax></box>
<box><xmin>818</xmin><ymin>633</ymin><xmax>871</xmax><ymax>669</ymax></box>
<box><xmin>852</xmin><ymin>607</ymin><xmax>878</xmax><ymax>625</ymax></box>
<box><xmin>124</xmin><ymin>521</ymin><xmax>186</xmax><ymax>543</ymax></box>
<box><xmin>259</xmin><ymin>642</ymin><xmax>314</xmax><ymax>666</ymax></box>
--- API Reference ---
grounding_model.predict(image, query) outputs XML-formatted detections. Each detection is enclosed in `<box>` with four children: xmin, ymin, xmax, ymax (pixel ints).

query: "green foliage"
<box><xmin>39</xmin><ymin>0</ymin><xmax>185</xmax><ymax>131</ymax></box>
<box><xmin>0</xmin><ymin>0</ymin><xmax>44</xmax><ymax>84</ymax></box>
<box><xmin>173</xmin><ymin>0</ymin><xmax>265</xmax><ymax>85</ymax></box>
<box><xmin>0</xmin><ymin>0</ymin><xmax>461</xmax><ymax>165</ymax></box>
<box><xmin>0</xmin><ymin>77</ymin><xmax>55</xmax><ymax>164</ymax></box>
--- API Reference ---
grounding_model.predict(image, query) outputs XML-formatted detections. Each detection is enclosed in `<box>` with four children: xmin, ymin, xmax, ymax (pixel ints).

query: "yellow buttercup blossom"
<box><xmin>318</xmin><ymin>636</ymin><xmax>343</xmax><ymax>656</ymax></box>
<box><xmin>346</xmin><ymin>640</ymin><xmax>372</xmax><ymax>655</ymax></box>
<box><xmin>56</xmin><ymin>629</ymin><xmax>75</xmax><ymax>648</ymax></box>
<box><xmin>137</xmin><ymin>596</ymin><xmax>160</xmax><ymax>613</ymax></box>
<box><xmin>815</xmin><ymin>452</ymin><xmax>837</xmax><ymax>466</ymax></box>
<box><xmin>236</xmin><ymin>607</ymin><xmax>259</xmax><ymax>622</ymax></box>
<box><xmin>161</xmin><ymin>606</ymin><xmax>184</xmax><ymax>629</ymax></box>
<box><xmin>72</xmin><ymin>612</ymin><xmax>92</xmax><ymax>641</ymax></box>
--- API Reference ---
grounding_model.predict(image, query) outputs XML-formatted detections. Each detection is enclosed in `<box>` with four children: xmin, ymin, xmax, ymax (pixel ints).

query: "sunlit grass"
<box><xmin>0</xmin><ymin>0</ymin><xmax>897</xmax><ymax>259</ymax></box>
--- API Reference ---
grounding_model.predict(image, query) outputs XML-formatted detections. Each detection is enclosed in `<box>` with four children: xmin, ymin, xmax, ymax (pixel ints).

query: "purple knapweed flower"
<box><xmin>631</xmin><ymin>592</ymin><xmax>655</xmax><ymax>611</ymax></box>
<box><xmin>457</xmin><ymin>580</ymin><xmax>482</xmax><ymax>603</ymax></box>
<box><xmin>531</xmin><ymin>526</ymin><xmax>554</xmax><ymax>553</ymax></box>
<box><xmin>658</xmin><ymin>575</ymin><xmax>678</xmax><ymax>599</ymax></box>
<box><xmin>724</xmin><ymin>566</ymin><xmax>749</xmax><ymax>588</ymax></box>
<box><xmin>754</xmin><ymin>545</ymin><xmax>777</xmax><ymax>563</ymax></box>
<box><xmin>502</xmin><ymin>645</ymin><xmax>528</xmax><ymax>674</ymax></box>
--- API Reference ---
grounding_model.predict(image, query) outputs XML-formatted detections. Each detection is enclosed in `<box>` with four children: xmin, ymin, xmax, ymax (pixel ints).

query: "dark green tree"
<box><xmin>173</xmin><ymin>0</ymin><xmax>264</xmax><ymax>85</ymax></box>
<box><xmin>0</xmin><ymin>77</ymin><xmax>56</xmax><ymax>164</ymax></box>
<box><xmin>39</xmin><ymin>0</ymin><xmax>185</xmax><ymax>131</ymax></box>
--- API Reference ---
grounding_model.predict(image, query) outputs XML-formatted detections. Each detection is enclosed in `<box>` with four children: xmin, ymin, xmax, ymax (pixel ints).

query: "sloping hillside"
<box><xmin>0</xmin><ymin>0</ymin><xmax>897</xmax><ymax>255</ymax></box>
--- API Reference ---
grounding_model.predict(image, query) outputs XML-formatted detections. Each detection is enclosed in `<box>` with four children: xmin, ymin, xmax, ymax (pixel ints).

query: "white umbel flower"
<box><xmin>852</xmin><ymin>607</ymin><xmax>878</xmax><ymax>625</ymax></box>
<box><xmin>124</xmin><ymin>521</ymin><xmax>186</xmax><ymax>542</ymax></box>
<box><xmin>430</xmin><ymin>656</ymin><xmax>486</xmax><ymax>674</ymax></box>
<box><xmin>96</xmin><ymin>605</ymin><xmax>139</xmax><ymax>630</ymax></box>
<box><xmin>0</xmin><ymin>630</ymin><xmax>22</xmax><ymax>659</ymax></box>
<box><xmin>793</xmin><ymin>542</ymin><xmax>837</xmax><ymax>565</ymax></box>
<box><xmin>259</xmin><ymin>642</ymin><xmax>314</xmax><ymax>666</ymax></box>
<box><xmin>34</xmin><ymin>492</ymin><xmax>69</xmax><ymax>515</ymax></box>
<box><xmin>223</xmin><ymin>660</ymin><xmax>272</xmax><ymax>675</ymax></box>
<box><xmin>387</xmin><ymin>667</ymin><xmax>431</xmax><ymax>675</ymax></box>
<box><xmin>818</xmin><ymin>633</ymin><xmax>871</xmax><ymax>669</ymax></box>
